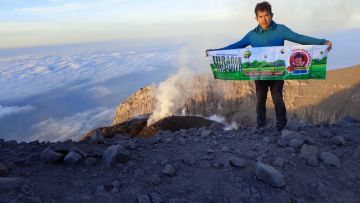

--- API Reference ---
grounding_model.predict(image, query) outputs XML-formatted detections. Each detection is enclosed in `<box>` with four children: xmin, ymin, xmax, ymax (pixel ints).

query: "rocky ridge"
<box><xmin>113</xmin><ymin>65</ymin><xmax>360</xmax><ymax>126</ymax></box>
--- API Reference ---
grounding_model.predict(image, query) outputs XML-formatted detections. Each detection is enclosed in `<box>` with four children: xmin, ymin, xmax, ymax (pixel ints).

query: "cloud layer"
<box><xmin>0</xmin><ymin>50</ymin><xmax>176</xmax><ymax>102</ymax></box>
<box><xmin>28</xmin><ymin>106</ymin><xmax>114</xmax><ymax>142</ymax></box>
<box><xmin>0</xmin><ymin>105</ymin><xmax>36</xmax><ymax>119</ymax></box>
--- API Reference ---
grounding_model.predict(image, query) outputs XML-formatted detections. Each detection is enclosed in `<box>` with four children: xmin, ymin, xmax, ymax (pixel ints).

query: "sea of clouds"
<box><xmin>0</xmin><ymin>50</ymin><xmax>176</xmax><ymax>102</ymax></box>
<box><xmin>0</xmin><ymin>48</ymin><xmax>178</xmax><ymax>141</ymax></box>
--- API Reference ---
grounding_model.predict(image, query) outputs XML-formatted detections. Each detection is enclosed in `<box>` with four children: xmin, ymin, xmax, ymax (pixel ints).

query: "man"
<box><xmin>206</xmin><ymin>1</ymin><xmax>332</xmax><ymax>133</ymax></box>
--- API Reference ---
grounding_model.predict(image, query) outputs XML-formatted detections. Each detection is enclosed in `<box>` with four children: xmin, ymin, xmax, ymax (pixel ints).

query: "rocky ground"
<box><xmin>1</xmin><ymin>116</ymin><xmax>360</xmax><ymax>203</ymax></box>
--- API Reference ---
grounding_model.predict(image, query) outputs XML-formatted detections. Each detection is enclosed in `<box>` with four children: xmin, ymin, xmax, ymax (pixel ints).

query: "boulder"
<box><xmin>228</xmin><ymin>157</ymin><xmax>246</xmax><ymax>168</ymax></box>
<box><xmin>288</xmin><ymin>139</ymin><xmax>303</xmax><ymax>148</ymax></box>
<box><xmin>299</xmin><ymin>144</ymin><xmax>318</xmax><ymax>160</ymax></box>
<box><xmin>40</xmin><ymin>146</ymin><xmax>63</xmax><ymax>163</ymax></box>
<box><xmin>64</xmin><ymin>147</ymin><xmax>86</xmax><ymax>165</ymax></box>
<box><xmin>320</xmin><ymin>152</ymin><xmax>341</xmax><ymax>168</ymax></box>
<box><xmin>255</xmin><ymin>162</ymin><xmax>286</xmax><ymax>188</ymax></box>
<box><xmin>162</xmin><ymin>164</ymin><xmax>176</xmax><ymax>176</ymax></box>
<box><xmin>103</xmin><ymin>145</ymin><xmax>130</xmax><ymax>167</ymax></box>
<box><xmin>332</xmin><ymin>136</ymin><xmax>346</xmax><ymax>146</ymax></box>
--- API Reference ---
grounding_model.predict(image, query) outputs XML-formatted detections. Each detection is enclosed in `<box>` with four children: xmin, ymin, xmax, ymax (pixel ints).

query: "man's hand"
<box><xmin>205</xmin><ymin>49</ymin><xmax>213</xmax><ymax>57</ymax></box>
<box><xmin>325</xmin><ymin>41</ymin><xmax>333</xmax><ymax>52</ymax></box>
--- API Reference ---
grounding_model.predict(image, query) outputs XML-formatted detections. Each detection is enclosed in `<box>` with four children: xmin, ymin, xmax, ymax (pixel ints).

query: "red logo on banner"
<box><xmin>287</xmin><ymin>49</ymin><xmax>311</xmax><ymax>73</ymax></box>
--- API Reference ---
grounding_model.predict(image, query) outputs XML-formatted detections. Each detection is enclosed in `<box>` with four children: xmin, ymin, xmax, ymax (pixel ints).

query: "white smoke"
<box><xmin>224</xmin><ymin>121</ymin><xmax>239</xmax><ymax>131</ymax></box>
<box><xmin>147</xmin><ymin>67</ymin><xmax>195</xmax><ymax>126</ymax></box>
<box><xmin>208</xmin><ymin>114</ymin><xmax>225</xmax><ymax>123</ymax></box>
<box><xmin>147</xmin><ymin>39</ymin><xmax>213</xmax><ymax>126</ymax></box>
<box><xmin>208</xmin><ymin>114</ymin><xmax>239</xmax><ymax>131</ymax></box>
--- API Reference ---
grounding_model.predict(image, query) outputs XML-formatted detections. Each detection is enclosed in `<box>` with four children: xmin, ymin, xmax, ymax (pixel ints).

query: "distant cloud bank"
<box><xmin>0</xmin><ymin>105</ymin><xmax>36</xmax><ymax>119</ymax></box>
<box><xmin>0</xmin><ymin>50</ymin><xmax>176</xmax><ymax>102</ymax></box>
<box><xmin>28</xmin><ymin>106</ymin><xmax>114</xmax><ymax>142</ymax></box>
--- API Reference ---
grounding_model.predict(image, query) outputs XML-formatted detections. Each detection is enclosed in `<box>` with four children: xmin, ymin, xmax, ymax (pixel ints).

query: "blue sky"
<box><xmin>0</xmin><ymin>0</ymin><xmax>360</xmax><ymax>48</ymax></box>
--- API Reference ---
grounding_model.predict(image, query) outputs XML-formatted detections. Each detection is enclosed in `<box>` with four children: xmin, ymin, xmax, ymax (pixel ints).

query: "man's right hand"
<box><xmin>325</xmin><ymin>41</ymin><xmax>333</xmax><ymax>52</ymax></box>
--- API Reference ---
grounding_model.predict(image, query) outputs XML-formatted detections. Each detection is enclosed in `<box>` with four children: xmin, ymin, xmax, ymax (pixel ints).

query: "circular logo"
<box><xmin>287</xmin><ymin>49</ymin><xmax>311</xmax><ymax>74</ymax></box>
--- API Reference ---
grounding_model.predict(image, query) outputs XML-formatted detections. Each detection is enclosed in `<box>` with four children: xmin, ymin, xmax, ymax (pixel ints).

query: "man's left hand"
<box><xmin>325</xmin><ymin>41</ymin><xmax>333</xmax><ymax>52</ymax></box>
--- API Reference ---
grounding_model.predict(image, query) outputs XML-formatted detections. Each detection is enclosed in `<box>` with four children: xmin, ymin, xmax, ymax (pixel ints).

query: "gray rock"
<box><xmin>0</xmin><ymin>163</ymin><xmax>10</xmax><ymax>177</ymax></box>
<box><xmin>212</xmin><ymin>162</ymin><xmax>221</xmax><ymax>169</ymax></box>
<box><xmin>95</xmin><ymin>185</ymin><xmax>111</xmax><ymax>196</ymax></box>
<box><xmin>177</xmin><ymin>138</ymin><xmax>186</xmax><ymax>145</ymax></box>
<box><xmin>102</xmin><ymin>144</ymin><xmax>130</xmax><ymax>167</ymax></box>
<box><xmin>281</xmin><ymin>130</ymin><xmax>302</xmax><ymax>143</ymax></box>
<box><xmin>204</xmin><ymin>154</ymin><xmax>215</xmax><ymax>161</ymax></box>
<box><xmin>40</xmin><ymin>146</ymin><xmax>63</xmax><ymax>163</ymax></box>
<box><xmin>165</xmin><ymin>138</ymin><xmax>173</xmax><ymax>143</ymax></box>
<box><xmin>306</xmin><ymin>155</ymin><xmax>319</xmax><ymax>167</ymax></box>
<box><xmin>84</xmin><ymin>130</ymin><xmax>105</xmax><ymax>144</ymax></box>
<box><xmin>288</xmin><ymin>139</ymin><xmax>303</xmax><ymax>148</ymax></box>
<box><xmin>84</xmin><ymin>157</ymin><xmax>97</xmax><ymax>166</ymax></box>
<box><xmin>332</xmin><ymin>136</ymin><xmax>345</xmax><ymax>146</ymax></box>
<box><xmin>299</xmin><ymin>144</ymin><xmax>318</xmax><ymax>160</ymax></box>
<box><xmin>111</xmin><ymin>187</ymin><xmax>119</xmax><ymax>193</ymax></box>
<box><xmin>150</xmin><ymin>174</ymin><xmax>162</xmax><ymax>185</ymax></box>
<box><xmin>182</xmin><ymin>156</ymin><xmax>195</xmax><ymax>166</ymax></box>
<box><xmin>263</xmin><ymin>136</ymin><xmax>270</xmax><ymax>143</ymax></box>
<box><xmin>0</xmin><ymin>177</ymin><xmax>25</xmax><ymax>193</ymax></box>
<box><xmin>150</xmin><ymin>192</ymin><xmax>163</xmax><ymax>203</ymax></box>
<box><xmin>206</xmin><ymin>149</ymin><xmax>215</xmax><ymax>154</ymax></box>
<box><xmin>201</xmin><ymin>129</ymin><xmax>212</xmax><ymax>137</ymax></box>
<box><xmin>304</xmin><ymin>137</ymin><xmax>316</xmax><ymax>145</ymax></box>
<box><xmin>286</xmin><ymin>119</ymin><xmax>307</xmax><ymax>131</ymax></box>
<box><xmin>162</xmin><ymin>164</ymin><xmax>176</xmax><ymax>176</ymax></box>
<box><xmin>273</xmin><ymin>158</ymin><xmax>284</xmax><ymax>168</ymax></box>
<box><xmin>319</xmin><ymin>129</ymin><xmax>333</xmax><ymax>138</ymax></box>
<box><xmin>138</xmin><ymin>194</ymin><xmax>151</xmax><ymax>203</ymax></box>
<box><xmin>64</xmin><ymin>147</ymin><xmax>86</xmax><ymax>165</ymax></box>
<box><xmin>112</xmin><ymin>180</ymin><xmax>120</xmax><ymax>188</ymax></box>
<box><xmin>228</xmin><ymin>157</ymin><xmax>246</xmax><ymax>168</ymax></box>
<box><xmin>222</xmin><ymin>146</ymin><xmax>229</xmax><ymax>152</ymax></box>
<box><xmin>255</xmin><ymin>162</ymin><xmax>286</xmax><ymax>188</ymax></box>
<box><xmin>342</xmin><ymin>115</ymin><xmax>357</xmax><ymax>123</ymax></box>
<box><xmin>336</xmin><ymin>116</ymin><xmax>354</xmax><ymax>127</ymax></box>
<box><xmin>320</xmin><ymin>152</ymin><xmax>341</xmax><ymax>168</ymax></box>
<box><xmin>277</xmin><ymin>139</ymin><xmax>288</xmax><ymax>147</ymax></box>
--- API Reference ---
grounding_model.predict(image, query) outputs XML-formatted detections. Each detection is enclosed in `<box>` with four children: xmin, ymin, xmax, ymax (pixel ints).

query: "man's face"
<box><xmin>256</xmin><ymin>10</ymin><xmax>272</xmax><ymax>30</ymax></box>
<box><xmin>295</xmin><ymin>57</ymin><xmax>303</xmax><ymax>67</ymax></box>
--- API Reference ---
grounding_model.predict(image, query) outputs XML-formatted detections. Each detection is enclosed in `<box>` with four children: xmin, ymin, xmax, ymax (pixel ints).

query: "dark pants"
<box><xmin>255</xmin><ymin>80</ymin><xmax>287</xmax><ymax>129</ymax></box>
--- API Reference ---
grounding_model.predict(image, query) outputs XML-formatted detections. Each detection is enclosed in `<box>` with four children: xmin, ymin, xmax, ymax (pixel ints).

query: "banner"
<box><xmin>207</xmin><ymin>45</ymin><xmax>328</xmax><ymax>80</ymax></box>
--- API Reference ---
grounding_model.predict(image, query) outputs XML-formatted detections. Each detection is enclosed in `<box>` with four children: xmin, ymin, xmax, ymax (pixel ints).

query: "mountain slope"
<box><xmin>113</xmin><ymin>65</ymin><xmax>360</xmax><ymax>126</ymax></box>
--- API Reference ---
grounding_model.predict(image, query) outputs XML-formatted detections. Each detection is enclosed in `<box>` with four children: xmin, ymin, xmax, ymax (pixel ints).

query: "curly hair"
<box><xmin>255</xmin><ymin>1</ymin><xmax>273</xmax><ymax>16</ymax></box>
